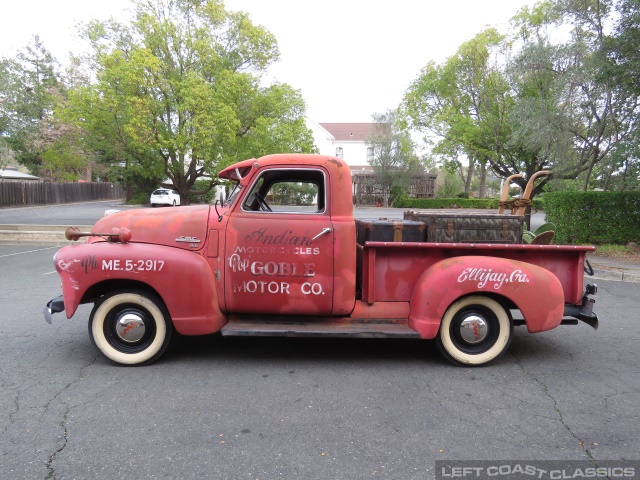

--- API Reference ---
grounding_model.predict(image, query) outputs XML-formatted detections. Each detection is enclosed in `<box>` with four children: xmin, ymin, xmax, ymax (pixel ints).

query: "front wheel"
<box><xmin>89</xmin><ymin>290</ymin><xmax>173</xmax><ymax>366</ymax></box>
<box><xmin>436</xmin><ymin>295</ymin><xmax>512</xmax><ymax>366</ymax></box>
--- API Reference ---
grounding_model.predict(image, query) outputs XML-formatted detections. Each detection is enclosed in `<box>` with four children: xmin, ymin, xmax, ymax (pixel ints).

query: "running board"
<box><xmin>220</xmin><ymin>317</ymin><xmax>421</xmax><ymax>338</ymax></box>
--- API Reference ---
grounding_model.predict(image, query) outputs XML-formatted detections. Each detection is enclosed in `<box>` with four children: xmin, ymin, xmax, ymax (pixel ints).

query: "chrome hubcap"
<box><xmin>115</xmin><ymin>312</ymin><xmax>146</xmax><ymax>343</ymax></box>
<box><xmin>459</xmin><ymin>315</ymin><xmax>488</xmax><ymax>344</ymax></box>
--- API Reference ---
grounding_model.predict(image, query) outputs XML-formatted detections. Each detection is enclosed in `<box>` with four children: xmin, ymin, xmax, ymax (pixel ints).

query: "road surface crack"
<box><xmin>45</xmin><ymin>409</ymin><xmax>69</xmax><ymax>480</ymax></box>
<box><xmin>512</xmin><ymin>354</ymin><xmax>597</xmax><ymax>462</ymax></box>
<box><xmin>43</xmin><ymin>355</ymin><xmax>97</xmax><ymax>479</ymax></box>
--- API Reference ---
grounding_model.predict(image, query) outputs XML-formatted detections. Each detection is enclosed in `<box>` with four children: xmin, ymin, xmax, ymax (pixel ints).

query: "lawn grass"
<box><xmin>593</xmin><ymin>244</ymin><xmax>640</xmax><ymax>262</ymax></box>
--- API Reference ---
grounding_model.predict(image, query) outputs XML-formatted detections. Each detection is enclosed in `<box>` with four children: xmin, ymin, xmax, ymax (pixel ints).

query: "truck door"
<box><xmin>225</xmin><ymin>167</ymin><xmax>334</xmax><ymax>315</ymax></box>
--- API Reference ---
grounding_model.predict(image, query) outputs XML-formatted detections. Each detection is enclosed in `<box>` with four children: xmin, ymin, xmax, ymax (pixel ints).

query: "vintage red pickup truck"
<box><xmin>44</xmin><ymin>154</ymin><xmax>598</xmax><ymax>367</ymax></box>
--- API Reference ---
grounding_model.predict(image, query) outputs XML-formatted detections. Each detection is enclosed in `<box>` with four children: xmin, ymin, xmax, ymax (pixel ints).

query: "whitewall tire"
<box><xmin>436</xmin><ymin>295</ymin><xmax>512</xmax><ymax>366</ymax></box>
<box><xmin>89</xmin><ymin>291</ymin><xmax>172</xmax><ymax>366</ymax></box>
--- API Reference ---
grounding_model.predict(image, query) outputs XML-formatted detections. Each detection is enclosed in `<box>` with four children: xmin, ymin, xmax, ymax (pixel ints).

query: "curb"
<box><xmin>0</xmin><ymin>225</ymin><xmax>92</xmax><ymax>246</ymax></box>
<box><xmin>590</xmin><ymin>267</ymin><xmax>640</xmax><ymax>284</ymax></box>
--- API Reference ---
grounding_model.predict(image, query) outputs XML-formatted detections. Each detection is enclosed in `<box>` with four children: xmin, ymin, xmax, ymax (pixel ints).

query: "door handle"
<box><xmin>311</xmin><ymin>227</ymin><xmax>332</xmax><ymax>242</ymax></box>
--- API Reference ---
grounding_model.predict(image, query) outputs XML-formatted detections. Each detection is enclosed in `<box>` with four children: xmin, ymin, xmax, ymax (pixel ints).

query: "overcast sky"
<box><xmin>1</xmin><ymin>0</ymin><xmax>536</xmax><ymax>123</ymax></box>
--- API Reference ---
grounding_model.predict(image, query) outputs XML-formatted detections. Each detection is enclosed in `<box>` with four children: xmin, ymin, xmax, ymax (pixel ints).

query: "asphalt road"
<box><xmin>1</xmin><ymin>244</ymin><xmax>638</xmax><ymax>480</ymax></box>
<box><xmin>0</xmin><ymin>201</ymin><xmax>120</xmax><ymax>226</ymax></box>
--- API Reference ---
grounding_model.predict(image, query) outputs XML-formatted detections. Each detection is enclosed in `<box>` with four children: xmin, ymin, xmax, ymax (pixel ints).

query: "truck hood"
<box><xmin>90</xmin><ymin>205</ymin><xmax>211</xmax><ymax>251</ymax></box>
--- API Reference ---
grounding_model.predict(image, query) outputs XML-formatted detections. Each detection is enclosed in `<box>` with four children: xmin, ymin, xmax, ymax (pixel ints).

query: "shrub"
<box><xmin>126</xmin><ymin>192</ymin><xmax>149</xmax><ymax>205</ymax></box>
<box><xmin>544</xmin><ymin>191</ymin><xmax>640</xmax><ymax>244</ymax></box>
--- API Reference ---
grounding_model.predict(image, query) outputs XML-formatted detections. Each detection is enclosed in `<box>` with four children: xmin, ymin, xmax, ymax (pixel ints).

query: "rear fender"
<box><xmin>408</xmin><ymin>256</ymin><xmax>565</xmax><ymax>338</ymax></box>
<box><xmin>54</xmin><ymin>243</ymin><xmax>225</xmax><ymax>335</ymax></box>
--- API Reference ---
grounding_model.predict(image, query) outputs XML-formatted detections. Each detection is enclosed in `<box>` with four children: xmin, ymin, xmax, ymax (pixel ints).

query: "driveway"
<box><xmin>0</xmin><ymin>244</ymin><xmax>637</xmax><ymax>479</ymax></box>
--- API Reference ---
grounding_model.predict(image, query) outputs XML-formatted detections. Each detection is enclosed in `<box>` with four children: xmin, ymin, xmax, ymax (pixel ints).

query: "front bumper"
<box><xmin>44</xmin><ymin>295</ymin><xmax>64</xmax><ymax>324</ymax></box>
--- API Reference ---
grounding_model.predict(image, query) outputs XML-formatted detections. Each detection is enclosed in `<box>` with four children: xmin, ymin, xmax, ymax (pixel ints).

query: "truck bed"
<box><xmin>357</xmin><ymin>242</ymin><xmax>593</xmax><ymax>305</ymax></box>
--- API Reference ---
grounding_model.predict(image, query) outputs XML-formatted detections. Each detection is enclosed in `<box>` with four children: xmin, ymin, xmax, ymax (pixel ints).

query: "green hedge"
<box><xmin>396</xmin><ymin>197</ymin><xmax>544</xmax><ymax>210</ymax></box>
<box><xmin>544</xmin><ymin>191</ymin><xmax>640</xmax><ymax>244</ymax></box>
<box><xmin>126</xmin><ymin>192</ymin><xmax>149</xmax><ymax>205</ymax></box>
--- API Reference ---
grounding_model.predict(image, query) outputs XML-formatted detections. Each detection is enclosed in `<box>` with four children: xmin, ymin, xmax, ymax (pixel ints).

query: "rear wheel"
<box><xmin>436</xmin><ymin>295</ymin><xmax>512</xmax><ymax>366</ymax></box>
<box><xmin>89</xmin><ymin>291</ymin><xmax>172</xmax><ymax>366</ymax></box>
<box><xmin>172</xmin><ymin>199</ymin><xmax>177</xmax><ymax>206</ymax></box>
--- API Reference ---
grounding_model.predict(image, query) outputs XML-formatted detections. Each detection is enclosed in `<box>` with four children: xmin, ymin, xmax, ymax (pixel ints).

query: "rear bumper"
<box><xmin>44</xmin><ymin>295</ymin><xmax>64</xmax><ymax>324</ymax></box>
<box><xmin>563</xmin><ymin>296</ymin><xmax>598</xmax><ymax>330</ymax></box>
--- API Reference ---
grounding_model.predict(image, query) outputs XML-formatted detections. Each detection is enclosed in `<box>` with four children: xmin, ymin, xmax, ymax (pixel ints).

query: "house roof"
<box><xmin>0</xmin><ymin>167</ymin><xmax>40</xmax><ymax>181</ymax></box>
<box><xmin>319</xmin><ymin>123</ymin><xmax>375</xmax><ymax>142</ymax></box>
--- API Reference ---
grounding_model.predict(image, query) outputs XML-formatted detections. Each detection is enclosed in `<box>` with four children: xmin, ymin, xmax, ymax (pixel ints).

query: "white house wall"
<box><xmin>331</xmin><ymin>141</ymin><xmax>369</xmax><ymax>166</ymax></box>
<box><xmin>306</xmin><ymin>118</ymin><xmax>334</xmax><ymax>155</ymax></box>
<box><xmin>306</xmin><ymin>118</ymin><xmax>371</xmax><ymax>167</ymax></box>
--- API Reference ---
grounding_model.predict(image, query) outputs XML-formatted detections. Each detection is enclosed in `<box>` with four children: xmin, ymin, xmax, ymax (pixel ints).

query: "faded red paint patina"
<box><xmin>407</xmin><ymin>256</ymin><xmax>565</xmax><ymax>338</ymax></box>
<box><xmin>54</xmin><ymin>242</ymin><xmax>226</xmax><ymax>335</ymax></box>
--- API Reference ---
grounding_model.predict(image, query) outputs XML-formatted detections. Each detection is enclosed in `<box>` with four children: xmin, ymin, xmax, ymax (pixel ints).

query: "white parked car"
<box><xmin>150</xmin><ymin>188</ymin><xmax>181</xmax><ymax>207</ymax></box>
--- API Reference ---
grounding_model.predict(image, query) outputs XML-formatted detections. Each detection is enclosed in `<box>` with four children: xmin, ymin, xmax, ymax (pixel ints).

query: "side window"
<box><xmin>242</xmin><ymin>169</ymin><xmax>325</xmax><ymax>214</ymax></box>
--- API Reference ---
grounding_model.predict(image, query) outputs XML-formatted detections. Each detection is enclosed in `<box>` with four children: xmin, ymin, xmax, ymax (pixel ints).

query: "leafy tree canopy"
<box><xmin>366</xmin><ymin>109</ymin><xmax>425</xmax><ymax>206</ymax></box>
<box><xmin>0</xmin><ymin>36</ymin><xmax>63</xmax><ymax>176</ymax></box>
<box><xmin>62</xmin><ymin>0</ymin><xmax>315</xmax><ymax>202</ymax></box>
<box><xmin>401</xmin><ymin>0</ymin><xmax>640</xmax><ymax>195</ymax></box>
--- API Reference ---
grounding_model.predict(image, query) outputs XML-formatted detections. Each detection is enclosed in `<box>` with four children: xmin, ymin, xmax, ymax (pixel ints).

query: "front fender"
<box><xmin>408</xmin><ymin>256</ymin><xmax>565</xmax><ymax>339</ymax></box>
<box><xmin>54</xmin><ymin>242</ymin><xmax>225</xmax><ymax>335</ymax></box>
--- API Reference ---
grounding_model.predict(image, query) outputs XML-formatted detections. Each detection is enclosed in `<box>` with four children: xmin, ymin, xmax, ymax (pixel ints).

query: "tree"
<box><xmin>436</xmin><ymin>168</ymin><xmax>465</xmax><ymax>198</ymax></box>
<box><xmin>494</xmin><ymin>5</ymin><xmax>566</xmax><ymax>195</ymax></box>
<box><xmin>365</xmin><ymin>110</ymin><xmax>423</xmax><ymax>207</ymax></box>
<box><xmin>35</xmin><ymin>116</ymin><xmax>96</xmax><ymax>182</ymax></box>
<box><xmin>72</xmin><ymin>0</ymin><xmax>315</xmax><ymax>203</ymax></box>
<box><xmin>593</xmin><ymin>138</ymin><xmax>640</xmax><ymax>191</ymax></box>
<box><xmin>0</xmin><ymin>60</ymin><xmax>13</xmax><ymax>168</ymax></box>
<box><xmin>270</xmin><ymin>182</ymin><xmax>317</xmax><ymax>206</ymax></box>
<box><xmin>402</xmin><ymin>1</ymin><xmax>640</xmax><ymax>198</ymax></box>
<box><xmin>598</xmin><ymin>0</ymin><xmax>640</xmax><ymax>191</ymax></box>
<box><xmin>0</xmin><ymin>140</ymin><xmax>14</xmax><ymax>169</ymax></box>
<box><xmin>0</xmin><ymin>37</ymin><xmax>62</xmax><ymax>175</ymax></box>
<box><xmin>505</xmin><ymin>0</ymin><xmax>639</xmax><ymax>191</ymax></box>
<box><xmin>605</xmin><ymin>0</ymin><xmax>640</xmax><ymax>95</ymax></box>
<box><xmin>556</xmin><ymin>0</ymin><xmax>637</xmax><ymax>190</ymax></box>
<box><xmin>402</xmin><ymin>29</ymin><xmax>514</xmax><ymax>198</ymax></box>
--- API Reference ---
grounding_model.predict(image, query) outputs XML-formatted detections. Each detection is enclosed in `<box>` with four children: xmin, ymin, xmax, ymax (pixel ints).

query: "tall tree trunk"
<box><xmin>463</xmin><ymin>161</ymin><xmax>475</xmax><ymax>196</ymax></box>
<box><xmin>582</xmin><ymin>149</ymin><xmax>600</xmax><ymax>191</ymax></box>
<box><xmin>478</xmin><ymin>161</ymin><xmax>487</xmax><ymax>198</ymax></box>
<box><xmin>85</xmin><ymin>162</ymin><xmax>92</xmax><ymax>182</ymax></box>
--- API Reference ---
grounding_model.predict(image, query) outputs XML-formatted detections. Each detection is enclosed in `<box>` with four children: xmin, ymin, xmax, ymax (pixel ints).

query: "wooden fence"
<box><xmin>351</xmin><ymin>171</ymin><xmax>437</xmax><ymax>206</ymax></box>
<box><xmin>0</xmin><ymin>181</ymin><xmax>125</xmax><ymax>207</ymax></box>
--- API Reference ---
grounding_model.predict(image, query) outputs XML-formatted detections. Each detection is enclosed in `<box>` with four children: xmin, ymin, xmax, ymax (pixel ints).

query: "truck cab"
<box><xmin>218</xmin><ymin>155</ymin><xmax>356</xmax><ymax>316</ymax></box>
